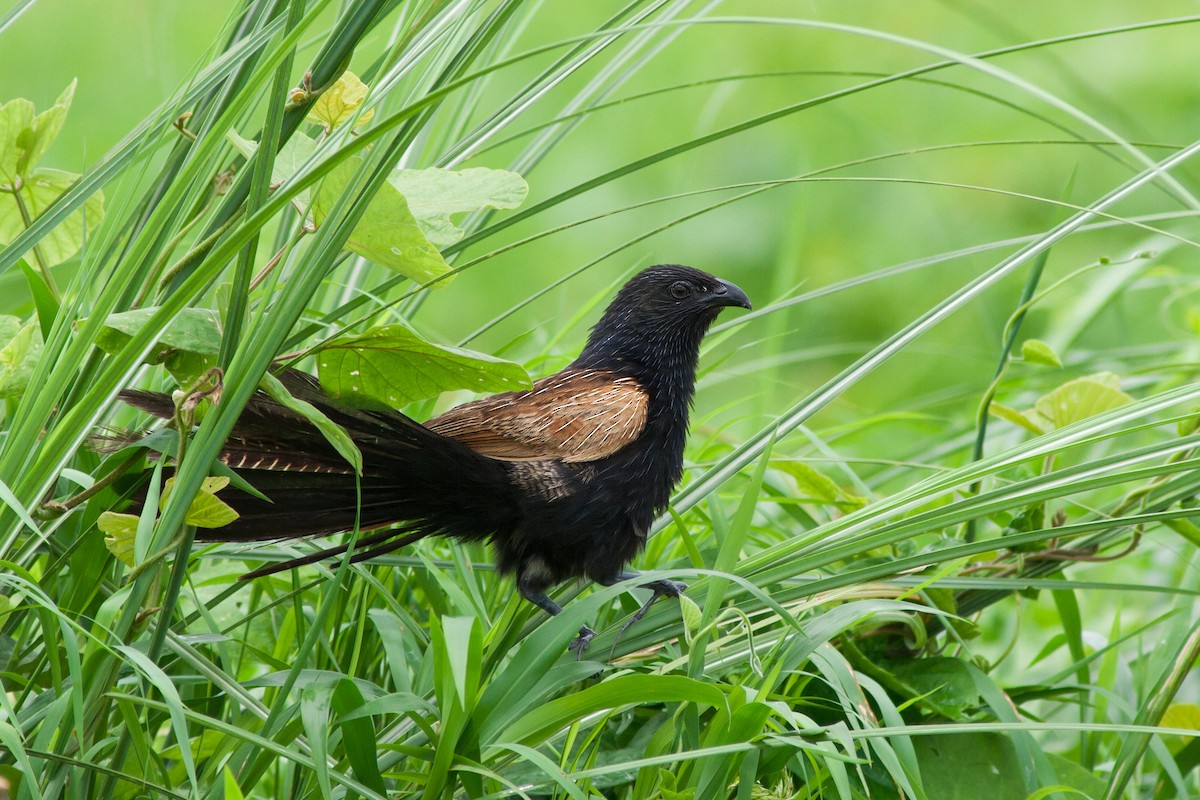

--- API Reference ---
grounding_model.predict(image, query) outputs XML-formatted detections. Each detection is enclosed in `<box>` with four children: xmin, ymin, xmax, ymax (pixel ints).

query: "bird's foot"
<box><xmin>617</xmin><ymin>579</ymin><xmax>689</xmax><ymax>639</ymax></box>
<box><xmin>569</xmin><ymin>625</ymin><xmax>597</xmax><ymax>656</ymax></box>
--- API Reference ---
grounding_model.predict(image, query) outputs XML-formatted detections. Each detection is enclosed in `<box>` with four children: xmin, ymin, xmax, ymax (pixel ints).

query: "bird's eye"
<box><xmin>669</xmin><ymin>281</ymin><xmax>690</xmax><ymax>299</ymax></box>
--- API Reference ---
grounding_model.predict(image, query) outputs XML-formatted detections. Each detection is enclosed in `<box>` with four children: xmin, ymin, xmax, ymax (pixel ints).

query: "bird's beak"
<box><xmin>711</xmin><ymin>279</ymin><xmax>752</xmax><ymax>310</ymax></box>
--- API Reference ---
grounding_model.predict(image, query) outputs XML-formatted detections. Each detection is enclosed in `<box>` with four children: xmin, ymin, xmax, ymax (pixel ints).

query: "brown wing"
<box><xmin>425</xmin><ymin>369</ymin><xmax>648</xmax><ymax>462</ymax></box>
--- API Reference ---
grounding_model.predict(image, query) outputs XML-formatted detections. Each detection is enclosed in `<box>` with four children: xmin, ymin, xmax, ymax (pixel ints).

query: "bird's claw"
<box><xmin>617</xmin><ymin>579</ymin><xmax>689</xmax><ymax>638</ymax></box>
<box><xmin>569</xmin><ymin>625</ymin><xmax>597</xmax><ymax>655</ymax></box>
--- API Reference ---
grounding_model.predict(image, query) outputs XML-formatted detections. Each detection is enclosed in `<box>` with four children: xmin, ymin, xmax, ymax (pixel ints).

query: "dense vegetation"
<box><xmin>2</xmin><ymin>2</ymin><xmax>1200</xmax><ymax>797</ymax></box>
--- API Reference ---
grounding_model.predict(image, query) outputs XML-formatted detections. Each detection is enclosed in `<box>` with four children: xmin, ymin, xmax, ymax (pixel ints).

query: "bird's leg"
<box><xmin>602</xmin><ymin>571</ymin><xmax>688</xmax><ymax>636</ymax></box>
<box><xmin>517</xmin><ymin>569</ymin><xmax>596</xmax><ymax>653</ymax></box>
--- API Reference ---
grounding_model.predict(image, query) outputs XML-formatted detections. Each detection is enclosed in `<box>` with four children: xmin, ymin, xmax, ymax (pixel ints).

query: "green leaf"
<box><xmin>314</xmin><ymin>322</ymin><xmax>530</xmax><ymax>408</ymax></box>
<box><xmin>988</xmin><ymin>402</ymin><xmax>1047</xmax><ymax>434</ymax></box>
<box><xmin>312</xmin><ymin>157</ymin><xmax>452</xmax><ymax>284</ymax></box>
<box><xmin>1031</xmin><ymin>372</ymin><xmax>1133</xmax><ymax>430</ymax></box>
<box><xmin>25</xmin><ymin>81</ymin><xmax>76</xmax><ymax>176</ymax></box>
<box><xmin>1020</xmin><ymin>338</ymin><xmax>1062</xmax><ymax>368</ymax></box>
<box><xmin>390</xmin><ymin>167</ymin><xmax>528</xmax><ymax>248</ymax></box>
<box><xmin>223</xmin><ymin>766</ymin><xmax>246</xmax><ymax>800</ymax></box>
<box><xmin>0</xmin><ymin>97</ymin><xmax>35</xmax><ymax>183</ymax></box>
<box><xmin>18</xmin><ymin>259</ymin><xmax>60</xmax><ymax>340</ymax></box>
<box><xmin>678</xmin><ymin>594</ymin><xmax>701</xmax><ymax>645</ymax></box>
<box><xmin>772</xmin><ymin>460</ymin><xmax>866</xmax><ymax>510</ymax></box>
<box><xmin>94</xmin><ymin>306</ymin><xmax>223</xmax><ymax>381</ymax></box>
<box><xmin>95</xmin><ymin>307</ymin><xmax>223</xmax><ymax>355</ymax></box>
<box><xmin>889</xmin><ymin>656</ymin><xmax>980</xmax><ymax>717</ymax></box>
<box><xmin>260</xmin><ymin>371</ymin><xmax>362</xmax><ymax>475</ymax></box>
<box><xmin>914</xmin><ymin>733</ymin><xmax>1029</xmax><ymax>798</ymax></box>
<box><xmin>98</xmin><ymin>511</ymin><xmax>139</xmax><ymax>566</ymax></box>
<box><xmin>0</xmin><ymin>167</ymin><xmax>104</xmax><ymax>265</ymax></box>
<box><xmin>160</xmin><ymin>476</ymin><xmax>239</xmax><ymax>529</ymax></box>
<box><xmin>0</xmin><ymin>318</ymin><xmax>43</xmax><ymax>399</ymax></box>
<box><xmin>305</xmin><ymin>71</ymin><xmax>374</xmax><ymax>131</ymax></box>
<box><xmin>226</xmin><ymin>129</ymin><xmax>316</xmax><ymax>211</ymax></box>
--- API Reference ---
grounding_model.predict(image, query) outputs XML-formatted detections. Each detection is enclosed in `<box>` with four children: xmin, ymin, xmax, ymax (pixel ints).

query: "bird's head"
<box><xmin>576</xmin><ymin>264</ymin><xmax>751</xmax><ymax>376</ymax></box>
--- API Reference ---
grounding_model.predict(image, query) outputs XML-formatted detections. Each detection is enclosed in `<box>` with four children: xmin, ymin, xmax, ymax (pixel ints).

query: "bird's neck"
<box><xmin>573</xmin><ymin>324</ymin><xmax>707</xmax><ymax>413</ymax></box>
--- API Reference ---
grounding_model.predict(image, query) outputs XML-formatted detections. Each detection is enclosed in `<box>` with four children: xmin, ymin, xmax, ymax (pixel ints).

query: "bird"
<box><xmin>117</xmin><ymin>264</ymin><xmax>751</xmax><ymax>651</ymax></box>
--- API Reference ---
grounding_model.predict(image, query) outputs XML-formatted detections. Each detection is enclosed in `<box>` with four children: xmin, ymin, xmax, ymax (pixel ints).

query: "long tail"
<box><xmin>117</xmin><ymin>372</ymin><xmax>518</xmax><ymax>575</ymax></box>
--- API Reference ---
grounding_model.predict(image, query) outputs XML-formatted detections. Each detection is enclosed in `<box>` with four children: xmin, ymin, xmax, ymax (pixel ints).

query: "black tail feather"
<box><xmin>116</xmin><ymin>372</ymin><xmax>520</xmax><ymax>566</ymax></box>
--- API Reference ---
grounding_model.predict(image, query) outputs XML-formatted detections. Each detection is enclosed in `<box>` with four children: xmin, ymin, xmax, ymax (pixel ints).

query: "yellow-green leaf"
<box><xmin>0</xmin><ymin>318</ymin><xmax>43</xmax><ymax>400</ymax></box>
<box><xmin>989</xmin><ymin>402</ymin><xmax>1048</xmax><ymax>435</ymax></box>
<box><xmin>160</xmin><ymin>476</ymin><xmax>239</xmax><ymax>529</ymax></box>
<box><xmin>1021</xmin><ymin>338</ymin><xmax>1062</xmax><ymax>368</ymax></box>
<box><xmin>773</xmin><ymin>460</ymin><xmax>867</xmax><ymax>509</ymax></box>
<box><xmin>1032</xmin><ymin>372</ymin><xmax>1132</xmax><ymax>430</ymax></box>
<box><xmin>98</xmin><ymin>511</ymin><xmax>139</xmax><ymax>566</ymax></box>
<box><xmin>0</xmin><ymin>167</ymin><xmax>104</xmax><ymax>265</ymax></box>
<box><xmin>305</xmin><ymin>71</ymin><xmax>374</xmax><ymax>131</ymax></box>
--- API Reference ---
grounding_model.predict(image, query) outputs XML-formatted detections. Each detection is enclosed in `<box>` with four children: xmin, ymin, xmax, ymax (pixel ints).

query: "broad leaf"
<box><xmin>314</xmin><ymin>322</ymin><xmax>530</xmax><ymax>409</ymax></box>
<box><xmin>93</xmin><ymin>307</ymin><xmax>222</xmax><ymax>384</ymax></box>
<box><xmin>305</xmin><ymin>71</ymin><xmax>374</xmax><ymax>131</ymax></box>
<box><xmin>226</xmin><ymin>129</ymin><xmax>317</xmax><ymax>211</ymax></box>
<box><xmin>1020</xmin><ymin>338</ymin><xmax>1062</xmax><ymax>368</ymax></box>
<box><xmin>313</xmin><ymin>158</ymin><xmax>451</xmax><ymax>284</ymax></box>
<box><xmin>1030</xmin><ymin>372</ymin><xmax>1132</xmax><ymax>431</ymax></box>
<box><xmin>0</xmin><ymin>167</ymin><xmax>104</xmax><ymax>266</ymax></box>
<box><xmin>0</xmin><ymin>317</ymin><xmax>43</xmax><ymax>399</ymax></box>
<box><xmin>390</xmin><ymin>167</ymin><xmax>528</xmax><ymax>247</ymax></box>
<box><xmin>0</xmin><ymin>97</ymin><xmax>34</xmax><ymax>183</ymax></box>
<box><xmin>161</xmin><ymin>476</ymin><xmax>240</xmax><ymax>529</ymax></box>
<box><xmin>24</xmin><ymin>81</ymin><xmax>76</xmax><ymax>176</ymax></box>
<box><xmin>95</xmin><ymin>307</ymin><xmax>223</xmax><ymax>355</ymax></box>
<box><xmin>98</xmin><ymin>511</ymin><xmax>139</xmax><ymax>566</ymax></box>
<box><xmin>989</xmin><ymin>402</ymin><xmax>1046</xmax><ymax>435</ymax></box>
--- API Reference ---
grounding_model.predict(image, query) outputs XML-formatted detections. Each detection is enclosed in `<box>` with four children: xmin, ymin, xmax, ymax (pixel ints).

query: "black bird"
<box><xmin>119</xmin><ymin>265</ymin><xmax>751</xmax><ymax>650</ymax></box>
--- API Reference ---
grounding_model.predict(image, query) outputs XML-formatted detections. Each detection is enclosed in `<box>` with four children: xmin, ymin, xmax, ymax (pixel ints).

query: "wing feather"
<box><xmin>425</xmin><ymin>369</ymin><xmax>648</xmax><ymax>462</ymax></box>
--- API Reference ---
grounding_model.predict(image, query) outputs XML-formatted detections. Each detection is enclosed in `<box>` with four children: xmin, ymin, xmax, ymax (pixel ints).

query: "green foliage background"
<box><xmin>2</xmin><ymin>1</ymin><xmax>1200</xmax><ymax>798</ymax></box>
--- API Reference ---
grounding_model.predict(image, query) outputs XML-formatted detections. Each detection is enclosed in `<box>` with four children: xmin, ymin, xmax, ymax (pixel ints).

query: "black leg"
<box><xmin>518</xmin><ymin>569</ymin><xmax>596</xmax><ymax>654</ymax></box>
<box><xmin>601</xmin><ymin>572</ymin><xmax>689</xmax><ymax>639</ymax></box>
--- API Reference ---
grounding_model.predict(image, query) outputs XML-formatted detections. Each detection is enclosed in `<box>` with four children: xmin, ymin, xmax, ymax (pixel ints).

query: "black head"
<box><xmin>575</xmin><ymin>264</ymin><xmax>751</xmax><ymax>377</ymax></box>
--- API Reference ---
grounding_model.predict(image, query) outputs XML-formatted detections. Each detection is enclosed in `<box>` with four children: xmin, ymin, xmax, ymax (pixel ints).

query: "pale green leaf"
<box><xmin>25</xmin><ymin>80</ymin><xmax>76</xmax><ymax>175</ymax></box>
<box><xmin>1032</xmin><ymin>372</ymin><xmax>1133</xmax><ymax>430</ymax></box>
<box><xmin>98</xmin><ymin>511</ymin><xmax>139</xmax><ymax>567</ymax></box>
<box><xmin>160</xmin><ymin>476</ymin><xmax>239</xmax><ymax>529</ymax></box>
<box><xmin>989</xmin><ymin>402</ymin><xmax>1048</xmax><ymax>435</ymax></box>
<box><xmin>1021</xmin><ymin>338</ymin><xmax>1062</xmax><ymax>368</ymax></box>
<box><xmin>678</xmin><ymin>594</ymin><xmax>701</xmax><ymax>645</ymax></box>
<box><xmin>0</xmin><ymin>167</ymin><xmax>104</xmax><ymax>265</ymax></box>
<box><xmin>773</xmin><ymin>460</ymin><xmax>866</xmax><ymax>509</ymax></box>
<box><xmin>305</xmin><ymin>71</ymin><xmax>373</xmax><ymax>130</ymax></box>
<box><xmin>227</xmin><ymin>128</ymin><xmax>316</xmax><ymax>211</ymax></box>
<box><xmin>314</xmin><ymin>322</ymin><xmax>530</xmax><ymax>409</ymax></box>
<box><xmin>0</xmin><ymin>319</ymin><xmax>43</xmax><ymax>400</ymax></box>
<box><xmin>0</xmin><ymin>97</ymin><xmax>34</xmax><ymax>182</ymax></box>
<box><xmin>390</xmin><ymin>167</ymin><xmax>528</xmax><ymax>247</ymax></box>
<box><xmin>183</xmin><ymin>491</ymin><xmax>239</xmax><ymax>529</ymax></box>
<box><xmin>224</xmin><ymin>767</ymin><xmax>246</xmax><ymax>800</ymax></box>
<box><xmin>313</xmin><ymin>158</ymin><xmax>451</xmax><ymax>284</ymax></box>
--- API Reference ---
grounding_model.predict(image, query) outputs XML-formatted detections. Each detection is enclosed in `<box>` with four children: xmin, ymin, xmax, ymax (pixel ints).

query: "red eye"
<box><xmin>670</xmin><ymin>281</ymin><xmax>690</xmax><ymax>299</ymax></box>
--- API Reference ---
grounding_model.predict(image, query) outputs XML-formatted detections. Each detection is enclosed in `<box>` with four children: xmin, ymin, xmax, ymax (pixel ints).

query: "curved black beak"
<box><xmin>712</xmin><ymin>278</ymin><xmax>752</xmax><ymax>310</ymax></box>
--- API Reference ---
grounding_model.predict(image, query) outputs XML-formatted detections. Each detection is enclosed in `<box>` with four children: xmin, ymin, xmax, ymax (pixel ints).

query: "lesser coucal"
<box><xmin>118</xmin><ymin>264</ymin><xmax>751</xmax><ymax>649</ymax></box>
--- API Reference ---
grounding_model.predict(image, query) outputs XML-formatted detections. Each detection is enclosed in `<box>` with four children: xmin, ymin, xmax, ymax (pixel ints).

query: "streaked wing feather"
<box><xmin>425</xmin><ymin>370</ymin><xmax>647</xmax><ymax>462</ymax></box>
